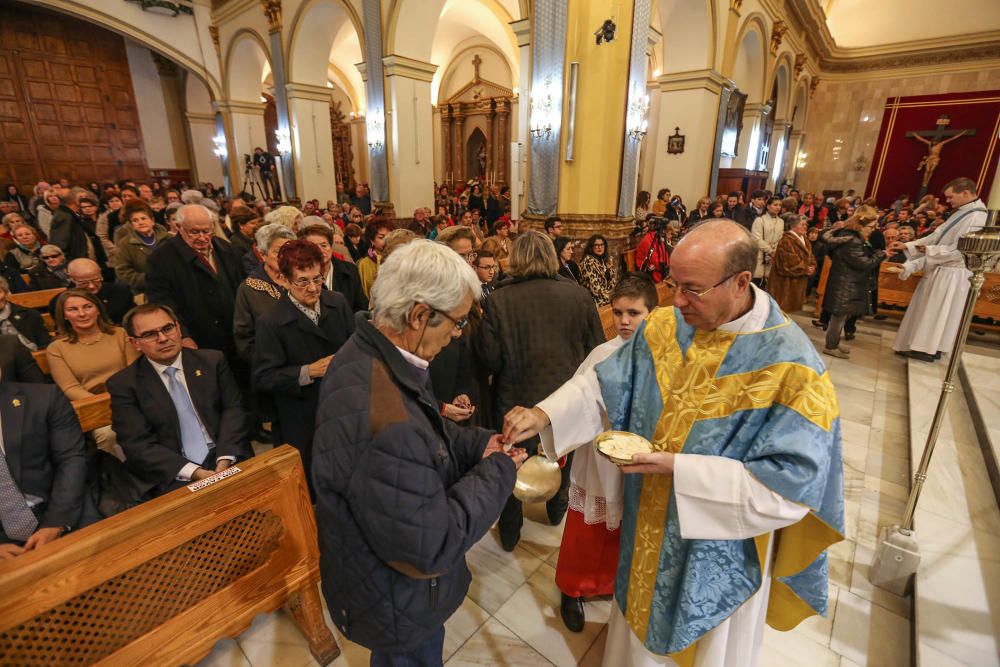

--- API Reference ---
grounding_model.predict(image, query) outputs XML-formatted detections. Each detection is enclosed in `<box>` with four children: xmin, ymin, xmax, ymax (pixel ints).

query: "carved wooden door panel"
<box><xmin>0</xmin><ymin>0</ymin><xmax>148</xmax><ymax>190</ymax></box>
<box><xmin>330</xmin><ymin>102</ymin><xmax>355</xmax><ymax>189</ymax></box>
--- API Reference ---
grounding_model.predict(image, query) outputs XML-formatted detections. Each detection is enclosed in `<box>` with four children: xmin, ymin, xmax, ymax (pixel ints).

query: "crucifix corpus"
<box><xmin>905</xmin><ymin>115</ymin><xmax>975</xmax><ymax>197</ymax></box>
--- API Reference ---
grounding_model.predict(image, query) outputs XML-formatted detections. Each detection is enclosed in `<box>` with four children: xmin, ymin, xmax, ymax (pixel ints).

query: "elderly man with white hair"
<box><xmin>145</xmin><ymin>204</ymin><xmax>247</xmax><ymax>359</ymax></box>
<box><xmin>312</xmin><ymin>240</ymin><xmax>527</xmax><ymax>666</ymax></box>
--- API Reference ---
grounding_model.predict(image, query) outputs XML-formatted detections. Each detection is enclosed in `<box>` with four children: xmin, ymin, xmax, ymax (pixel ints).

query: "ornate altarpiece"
<box><xmin>439</xmin><ymin>56</ymin><xmax>513</xmax><ymax>186</ymax></box>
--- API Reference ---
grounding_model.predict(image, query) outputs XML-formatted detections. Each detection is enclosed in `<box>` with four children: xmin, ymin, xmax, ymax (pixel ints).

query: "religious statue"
<box><xmin>912</xmin><ymin>130</ymin><xmax>968</xmax><ymax>189</ymax></box>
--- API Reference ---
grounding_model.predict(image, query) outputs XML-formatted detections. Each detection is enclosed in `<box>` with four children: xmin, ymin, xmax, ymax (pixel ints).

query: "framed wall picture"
<box><xmin>667</xmin><ymin>127</ymin><xmax>685</xmax><ymax>154</ymax></box>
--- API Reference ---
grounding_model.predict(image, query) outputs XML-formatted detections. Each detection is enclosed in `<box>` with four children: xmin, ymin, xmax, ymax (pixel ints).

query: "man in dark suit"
<box><xmin>47</xmin><ymin>258</ymin><xmax>133</xmax><ymax>324</ymax></box>
<box><xmin>0</xmin><ymin>278</ymin><xmax>50</xmax><ymax>350</ymax></box>
<box><xmin>0</xmin><ymin>372</ymin><xmax>89</xmax><ymax>558</ymax></box>
<box><xmin>736</xmin><ymin>190</ymin><xmax>767</xmax><ymax>230</ymax></box>
<box><xmin>145</xmin><ymin>204</ymin><xmax>247</xmax><ymax>359</ymax></box>
<box><xmin>107</xmin><ymin>303</ymin><xmax>252</xmax><ymax>500</ymax></box>
<box><xmin>47</xmin><ymin>190</ymin><xmax>89</xmax><ymax>262</ymax></box>
<box><xmin>0</xmin><ymin>335</ymin><xmax>46</xmax><ymax>383</ymax></box>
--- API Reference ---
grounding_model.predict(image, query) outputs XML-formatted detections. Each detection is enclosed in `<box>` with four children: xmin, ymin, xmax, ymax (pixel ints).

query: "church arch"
<box><xmin>791</xmin><ymin>79</ymin><xmax>810</xmax><ymax>128</ymax></box>
<box><xmin>656</xmin><ymin>0</ymin><xmax>717</xmax><ymax>73</ymax></box>
<box><xmin>388</xmin><ymin>0</ymin><xmax>518</xmax><ymax>65</ymax></box>
<box><xmin>224</xmin><ymin>29</ymin><xmax>271</xmax><ymax>102</ymax></box>
<box><xmin>770</xmin><ymin>55</ymin><xmax>793</xmax><ymax>120</ymax></box>
<box><xmin>436</xmin><ymin>42</ymin><xmax>514</xmax><ymax>105</ymax></box>
<box><xmin>287</xmin><ymin>0</ymin><xmax>364</xmax><ymax>108</ymax></box>
<box><xmin>730</xmin><ymin>15</ymin><xmax>768</xmax><ymax>103</ymax></box>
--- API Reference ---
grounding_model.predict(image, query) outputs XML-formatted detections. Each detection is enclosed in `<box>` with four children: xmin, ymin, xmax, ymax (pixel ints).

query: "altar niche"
<box><xmin>440</xmin><ymin>54</ymin><xmax>514</xmax><ymax>187</ymax></box>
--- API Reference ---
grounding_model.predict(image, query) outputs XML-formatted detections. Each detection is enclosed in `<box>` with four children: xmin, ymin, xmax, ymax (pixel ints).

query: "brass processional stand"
<box><xmin>870</xmin><ymin>208</ymin><xmax>1000</xmax><ymax>595</ymax></box>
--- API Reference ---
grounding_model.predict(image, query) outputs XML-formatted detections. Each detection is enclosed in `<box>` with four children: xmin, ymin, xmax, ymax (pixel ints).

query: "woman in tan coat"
<box><xmin>768</xmin><ymin>214</ymin><xmax>815</xmax><ymax>313</ymax></box>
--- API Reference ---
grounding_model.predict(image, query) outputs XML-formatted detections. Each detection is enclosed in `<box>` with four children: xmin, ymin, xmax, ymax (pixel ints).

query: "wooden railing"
<box><xmin>0</xmin><ymin>446</ymin><xmax>339</xmax><ymax>666</ymax></box>
<box><xmin>71</xmin><ymin>392</ymin><xmax>111</xmax><ymax>432</ymax></box>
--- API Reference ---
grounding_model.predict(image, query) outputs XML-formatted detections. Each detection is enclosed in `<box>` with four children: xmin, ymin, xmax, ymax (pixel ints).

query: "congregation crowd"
<box><xmin>0</xmin><ymin>170</ymin><xmax>983</xmax><ymax>665</ymax></box>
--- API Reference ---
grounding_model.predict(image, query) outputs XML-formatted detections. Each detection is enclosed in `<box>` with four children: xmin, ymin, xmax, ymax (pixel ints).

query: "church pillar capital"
<box><xmin>284</xmin><ymin>82</ymin><xmax>333</xmax><ymax>102</ymax></box>
<box><xmin>655</xmin><ymin>69</ymin><xmax>729</xmax><ymax>95</ymax></box>
<box><xmin>208</xmin><ymin>24</ymin><xmax>221</xmax><ymax>59</ymax></box>
<box><xmin>261</xmin><ymin>0</ymin><xmax>282</xmax><ymax>34</ymax></box>
<box><xmin>510</xmin><ymin>19</ymin><xmax>531</xmax><ymax>47</ymax></box>
<box><xmin>382</xmin><ymin>55</ymin><xmax>438</xmax><ymax>82</ymax></box>
<box><xmin>214</xmin><ymin>100</ymin><xmax>267</xmax><ymax>116</ymax></box>
<box><xmin>355</xmin><ymin>61</ymin><xmax>368</xmax><ymax>83</ymax></box>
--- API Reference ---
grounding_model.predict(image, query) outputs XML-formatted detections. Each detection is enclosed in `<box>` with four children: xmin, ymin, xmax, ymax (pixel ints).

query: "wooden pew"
<box><xmin>0</xmin><ymin>445</ymin><xmax>339</xmax><ymax>666</ymax></box>
<box><xmin>32</xmin><ymin>349</ymin><xmax>49</xmax><ymax>375</ymax></box>
<box><xmin>72</xmin><ymin>392</ymin><xmax>111</xmax><ymax>432</ymax></box>
<box><xmin>8</xmin><ymin>286</ymin><xmax>64</xmax><ymax>310</ymax></box>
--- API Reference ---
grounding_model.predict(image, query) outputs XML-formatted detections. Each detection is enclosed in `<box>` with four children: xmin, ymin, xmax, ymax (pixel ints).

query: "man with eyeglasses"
<box><xmin>107</xmin><ymin>304</ymin><xmax>252</xmax><ymax>501</ymax></box>
<box><xmin>145</xmin><ymin>204</ymin><xmax>247</xmax><ymax>361</ymax></box>
<box><xmin>473</xmin><ymin>249</ymin><xmax>498</xmax><ymax>303</ymax></box>
<box><xmin>503</xmin><ymin>219</ymin><xmax>843</xmax><ymax>667</ymax></box>
<box><xmin>544</xmin><ymin>216</ymin><xmax>564</xmax><ymax>241</ymax></box>
<box><xmin>47</xmin><ymin>258</ymin><xmax>133</xmax><ymax>324</ymax></box>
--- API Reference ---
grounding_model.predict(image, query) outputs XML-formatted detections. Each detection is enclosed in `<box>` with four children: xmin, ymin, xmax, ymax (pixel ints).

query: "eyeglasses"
<box><xmin>73</xmin><ymin>278</ymin><xmax>103</xmax><ymax>287</ymax></box>
<box><xmin>664</xmin><ymin>272</ymin><xmax>740</xmax><ymax>300</ymax></box>
<box><xmin>592</xmin><ymin>243</ymin><xmax>606</xmax><ymax>248</ymax></box>
<box><xmin>477</xmin><ymin>264</ymin><xmax>498</xmax><ymax>273</ymax></box>
<box><xmin>290</xmin><ymin>275</ymin><xmax>324</xmax><ymax>288</ymax></box>
<box><xmin>184</xmin><ymin>229</ymin><xmax>214</xmax><ymax>237</ymax></box>
<box><xmin>433</xmin><ymin>309</ymin><xmax>469</xmax><ymax>331</ymax></box>
<box><xmin>133</xmin><ymin>322</ymin><xmax>178</xmax><ymax>342</ymax></box>
<box><xmin>458</xmin><ymin>251</ymin><xmax>477</xmax><ymax>262</ymax></box>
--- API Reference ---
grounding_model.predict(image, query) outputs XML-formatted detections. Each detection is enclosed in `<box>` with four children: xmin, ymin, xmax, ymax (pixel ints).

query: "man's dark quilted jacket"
<box><xmin>475</xmin><ymin>275</ymin><xmax>605</xmax><ymax>430</ymax></box>
<box><xmin>312</xmin><ymin>313</ymin><xmax>516</xmax><ymax>653</ymax></box>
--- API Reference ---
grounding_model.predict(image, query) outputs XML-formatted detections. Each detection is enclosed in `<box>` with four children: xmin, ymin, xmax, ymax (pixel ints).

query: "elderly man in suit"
<box><xmin>145</xmin><ymin>204</ymin><xmax>247</xmax><ymax>360</ymax></box>
<box><xmin>47</xmin><ymin>258</ymin><xmax>134</xmax><ymax>325</ymax></box>
<box><xmin>0</xmin><ymin>369</ymin><xmax>89</xmax><ymax>559</ymax></box>
<box><xmin>107</xmin><ymin>304</ymin><xmax>252</xmax><ymax>500</ymax></box>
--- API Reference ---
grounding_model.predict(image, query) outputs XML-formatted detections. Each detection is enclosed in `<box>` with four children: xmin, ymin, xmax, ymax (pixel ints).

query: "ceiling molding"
<box><xmin>786</xmin><ymin>0</ymin><xmax>1000</xmax><ymax>74</ymax></box>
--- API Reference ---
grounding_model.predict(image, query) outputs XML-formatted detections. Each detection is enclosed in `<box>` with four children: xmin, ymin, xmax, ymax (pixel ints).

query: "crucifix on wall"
<box><xmin>906</xmin><ymin>115</ymin><xmax>976</xmax><ymax>196</ymax></box>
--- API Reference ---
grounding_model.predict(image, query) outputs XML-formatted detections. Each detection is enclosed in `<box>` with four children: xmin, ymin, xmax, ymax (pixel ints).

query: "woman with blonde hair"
<box><xmin>818</xmin><ymin>205</ymin><xmax>885</xmax><ymax>358</ymax></box>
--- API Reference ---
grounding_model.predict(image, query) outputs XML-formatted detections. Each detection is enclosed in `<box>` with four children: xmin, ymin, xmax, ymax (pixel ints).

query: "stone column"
<box><xmin>262</xmin><ymin>0</ymin><xmax>296</xmax><ymax>200</ymax></box>
<box><xmin>785</xmin><ymin>130</ymin><xmax>807</xmax><ymax>184</ymax></box>
<box><xmin>185</xmin><ymin>111</ymin><xmax>223</xmax><ymax>186</ymax></box>
<box><xmin>648</xmin><ymin>70</ymin><xmax>727</xmax><ymax>206</ymax></box>
<box><xmin>453</xmin><ymin>110</ymin><xmax>465</xmax><ymax>182</ymax></box>
<box><xmin>285</xmin><ymin>82</ymin><xmax>337</xmax><ymax>203</ymax></box>
<box><xmin>496</xmin><ymin>100</ymin><xmax>509</xmax><ymax>185</ymax></box>
<box><xmin>441</xmin><ymin>107</ymin><xmax>452</xmax><ymax>185</ymax></box>
<box><xmin>215</xmin><ymin>100</ymin><xmax>267</xmax><ymax>195</ymax></box>
<box><xmin>358</xmin><ymin>0</ymin><xmax>390</xmax><ymax>211</ymax></box>
<box><xmin>382</xmin><ymin>54</ymin><xmax>437</xmax><ymax>218</ymax></box>
<box><xmin>509</xmin><ymin>18</ymin><xmax>530</xmax><ymax>219</ymax></box>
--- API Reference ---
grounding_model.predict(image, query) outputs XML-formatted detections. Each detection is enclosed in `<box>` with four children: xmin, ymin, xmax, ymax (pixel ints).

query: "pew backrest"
<box><xmin>72</xmin><ymin>392</ymin><xmax>111</xmax><ymax>432</ymax></box>
<box><xmin>9</xmin><ymin>287</ymin><xmax>64</xmax><ymax>311</ymax></box>
<box><xmin>31</xmin><ymin>349</ymin><xmax>49</xmax><ymax>375</ymax></box>
<box><xmin>0</xmin><ymin>445</ymin><xmax>339</xmax><ymax>666</ymax></box>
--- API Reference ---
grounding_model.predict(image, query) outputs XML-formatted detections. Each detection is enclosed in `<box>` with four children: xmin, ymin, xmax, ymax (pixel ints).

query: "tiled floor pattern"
<box><xmin>196</xmin><ymin>311</ymin><xmax>919</xmax><ymax>667</ymax></box>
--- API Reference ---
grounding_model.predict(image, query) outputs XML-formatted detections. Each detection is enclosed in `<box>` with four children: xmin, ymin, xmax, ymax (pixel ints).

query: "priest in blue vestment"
<box><xmin>504</xmin><ymin>220</ymin><xmax>844</xmax><ymax>667</ymax></box>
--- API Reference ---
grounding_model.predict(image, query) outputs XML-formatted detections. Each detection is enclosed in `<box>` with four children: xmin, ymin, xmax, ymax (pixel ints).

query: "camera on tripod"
<box><xmin>243</xmin><ymin>154</ymin><xmax>254</xmax><ymax>168</ymax></box>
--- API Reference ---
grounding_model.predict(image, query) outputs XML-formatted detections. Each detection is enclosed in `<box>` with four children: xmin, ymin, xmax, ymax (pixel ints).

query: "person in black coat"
<box><xmin>145</xmin><ymin>205</ymin><xmax>247</xmax><ymax>358</ymax></box>
<box><xmin>0</xmin><ymin>279</ymin><xmax>49</xmax><ymax>350</ymax></box>
<box><xmin>312</xmin><ymin>240</ymin><xmax>525</xmax><ymax>662</ymax></box>
<box><xmin>0</xmin><ymin>334</ymin><xmax>46</xmax><ymax>383</ymax></box>
<box><xmin>298</xmin><ymin>223</ymin><xmax>367</xmax><ymax>311</ymax></box>
<box><xmin>45</xmin><ymin>259</ymin><xmax>134</xmax><ymax>325</ymax></box>
<box><xmin>107</xmin><ymin>304</ymin><xmax>253</xmax><ymax>501</ymax></box>
<box><xmin>47</xmin><ymin>194</ymin><xmax>89</xmax><ymax>262</ymax></box>
<box><xmin>819</xmin><ymin>210</ymin><xmax>885</xmax><ymax>358</ymax></box>
<box><xmin>474</xmin><ymin>232</ymin><xmax>605</xmax><ymax>551</ymax></box>
<box><xmin>252</xmin><ymin>241</ymin><xmax>354</xmax><ymax>493</ymax></box>
<box><xmin>0</xmin><ymin>377</ymin><xmax>89</xmax><ymax>556</ymax></box>
<box><xmin>553</xmin><ymin>236</ymin><xmax>582</xmax><ymax>283</ymax></box>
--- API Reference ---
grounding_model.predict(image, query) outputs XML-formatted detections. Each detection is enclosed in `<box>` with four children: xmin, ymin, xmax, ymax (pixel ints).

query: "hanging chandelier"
<box><xmin>125</xmin><ymin>0</ymin><xmax>193</xmax><ymax>17</ymax></box>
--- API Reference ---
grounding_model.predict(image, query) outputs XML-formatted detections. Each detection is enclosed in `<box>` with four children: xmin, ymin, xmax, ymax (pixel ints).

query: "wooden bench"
<box><xmin>72</xmin><ymin>392</ymin><xmax>111</xmax><ymax>432</ymax></box>
<box><xmin>31</xmin><ymin>349</ymin><xmax>48</xmax><ymax>375</ymax></box>
<box><xmin>8</xmin><ymin>286</ymin><xmax>64</xmax><ymax>310</ymax></box>
<box><xmin>0</xmin><ymin>445</ymin><xmax>339</xmax><ymax>666</ymax></box>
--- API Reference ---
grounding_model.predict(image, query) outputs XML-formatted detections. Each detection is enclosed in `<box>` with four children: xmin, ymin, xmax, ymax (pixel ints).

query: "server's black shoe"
<box><xmin>560</xmin><ymin>594</ymin><xmax>585</xmax><ymax>633</ymax></box>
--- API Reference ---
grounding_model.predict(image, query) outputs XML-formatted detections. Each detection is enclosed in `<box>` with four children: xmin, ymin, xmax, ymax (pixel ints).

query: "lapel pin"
<box><xmin>12</xmin><ymin>399</ymin><xmax>21</xmax><ymax>408</ymax></box>
<box><xmin>195</xmin><ymin>369</ymin><xmax>202</xmax><ymax>377</ymax></box>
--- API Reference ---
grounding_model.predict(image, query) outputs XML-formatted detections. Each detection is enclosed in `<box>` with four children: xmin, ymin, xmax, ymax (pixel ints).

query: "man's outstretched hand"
<box><xmin>502</xmin><ymin>406</ymin><xmax>550</xmax><ymax>444</ymax></box>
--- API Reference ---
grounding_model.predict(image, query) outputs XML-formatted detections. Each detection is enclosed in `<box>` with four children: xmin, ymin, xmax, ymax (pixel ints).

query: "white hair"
<box><xmin>180</xmin><ymin>189</ymin><xmax>204</xmax><ymax>204</ymax></box>
<box><xmin>372</xmin><ymin>239</ymin><xmax>481</xmax><ymax>333</ymax></box>
<box><xmin>300</xmin><ymin>215</ymin><xmax>327</xmax><ymax>228</ymax></box>
<box><xmin>254</xmin><ymin>222</ymin><xmax>296</xmax><ymax>254</ymax></box>
<box><xmin>174</xmin><ymin>203</ymin><xmax>216</xmax><ymax>229</ymax></box>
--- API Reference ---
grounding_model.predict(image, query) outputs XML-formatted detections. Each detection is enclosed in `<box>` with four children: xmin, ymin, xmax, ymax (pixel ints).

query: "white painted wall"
<box><xmin>125</xmin><ymin>42</ymin><xmax>178</xmax><ymax>170</ymax></box>
<box><xmin>647</xmin><ymin>87</ymin><xmax>721</xmax><ymax>205</ymax></box>
<box><xmin>288</xmin><ymin>95</ymin><xmax>338</xmax><ymax>202</ymax></box>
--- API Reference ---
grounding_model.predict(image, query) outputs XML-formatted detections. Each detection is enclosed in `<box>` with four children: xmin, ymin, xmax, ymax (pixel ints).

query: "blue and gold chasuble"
<box><xmin>595</xmin><ymin>297</ymin><xmax>844</xmax><ymax>664</ymax></box>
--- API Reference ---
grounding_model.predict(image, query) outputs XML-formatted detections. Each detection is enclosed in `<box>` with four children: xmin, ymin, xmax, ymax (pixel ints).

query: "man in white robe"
<box><xmin>504</xmin><ymin>221</ymin><xmax>844</xmax><ymax>667</ymax></box>
<box><xmin>890</xmin><ymin>177</ymin><xmax>988</xmax><ymax>362</ymax></box>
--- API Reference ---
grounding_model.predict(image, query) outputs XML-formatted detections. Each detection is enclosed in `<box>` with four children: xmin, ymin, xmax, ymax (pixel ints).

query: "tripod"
<box><xmin>638</xmin><ymin>223</ymin><xmax>670</xmax><ymax>280</ymax></box>
<box><xmin>241</xmin><ymin>158</ymin><xmax>266</xmax><ymax>202</ymax></box>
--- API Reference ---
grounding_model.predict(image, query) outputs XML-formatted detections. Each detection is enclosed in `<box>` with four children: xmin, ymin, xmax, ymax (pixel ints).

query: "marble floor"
<box><xmin>196</xmin><ymin>311</ymin><xmax>918</xmax><ymax>667</ymax></box>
